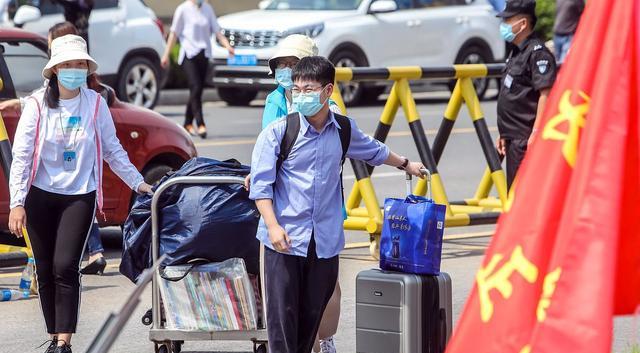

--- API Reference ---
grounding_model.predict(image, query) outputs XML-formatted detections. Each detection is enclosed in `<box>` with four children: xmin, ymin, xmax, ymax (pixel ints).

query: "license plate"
<box><xmin>227</xmin><ymin>55</ymin><xmax>258</xmax><ymax>66</ymax></box>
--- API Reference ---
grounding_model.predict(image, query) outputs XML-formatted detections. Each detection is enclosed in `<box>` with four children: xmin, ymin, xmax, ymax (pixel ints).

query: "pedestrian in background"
<box><xmin>0</xmin><ymin>21</ymin><xmax>109</xmax><ymax>276</ymax></box>
<box><xmin>250</xmin><ymin>56</ymin><xmax>426</xmax><ymax>353</ymax></box>
<box><xmin>7</xmin><ymin>34</ymin><xmax>152</xmax><ymax>353</ymax></box>
<box><xmin>263</xmin><ymin>34</ymin><xmax>342</xmax><ymax>353</ymax></box>
<box><xmin>52</xmin><ymin>0</ymin><xmax>94</xmax><ymax>51</ymax></box>
<box><xmin>495</xmin><ymin>0</ymin><xmax>557</xmax><ymax>190</ymax></box>
<box><xmin>161</xmin><ymin>0</ymin><xmax>235</xmax><ymax>139</ymax></box>
<box><xmin>553</xmin><ymin>0</ymin><xmax>584</xmax><ymax>63</ymax></box>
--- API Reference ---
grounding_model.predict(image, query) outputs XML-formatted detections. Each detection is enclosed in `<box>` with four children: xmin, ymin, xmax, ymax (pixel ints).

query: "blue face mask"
<box><xmin>57</xmin><ymin>68</ymin><xmax>87</xmax><ymax>90</ymax></box>
<box><xmin>293</xmin><ymin>87</ymin><xmax>329</xmax><ymax>117</ymax></box>
<box><xmin>500</xmin><ymin>22</ymin><xmax>516</xmax><ymax>42</ymax></box>
<box><xmin>275</xmin><ymin>68</ymin><xmax>294</xmax><ymax>90</ymax></box>
<box><xmin>196</xmin><ymin>0</ymin><xmax>204</xmax><ymax>6</ymax></box>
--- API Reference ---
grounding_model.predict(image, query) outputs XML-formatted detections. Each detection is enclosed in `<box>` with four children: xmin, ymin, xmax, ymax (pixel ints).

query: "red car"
<box><xmin>0</xmin><ymin>28</ymin><xmax>197</xmax><ymax>228</ymax></box>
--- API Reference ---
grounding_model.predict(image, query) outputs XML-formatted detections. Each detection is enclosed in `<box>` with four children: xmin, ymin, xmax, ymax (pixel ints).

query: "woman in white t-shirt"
<box><xmin>161</xmin><ymin>0</ymin><xmax>234</xmax><ymax>139</ymax></box>
<box><xmin>7</xmin><ymin>34</ymin><xmax>152</xmax><ymax>353</ymax></box>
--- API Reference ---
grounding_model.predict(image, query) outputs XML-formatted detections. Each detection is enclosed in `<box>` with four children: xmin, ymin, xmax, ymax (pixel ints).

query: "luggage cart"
<box><xmin>148</xmin><ymin>176</ymin><xmax>268</xmax><ymax>353</ymax></box>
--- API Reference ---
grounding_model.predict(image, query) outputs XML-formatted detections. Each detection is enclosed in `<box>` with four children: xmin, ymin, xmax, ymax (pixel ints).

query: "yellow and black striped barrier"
<box><xmin>330</xmin><ymin>65</ymin><xmax>507</xmax><ymax>257</ymax></box>
<box><xmin>0</xmin><ymin>77</ymin><xmax>34</xmax><ymax>267</ymax></box>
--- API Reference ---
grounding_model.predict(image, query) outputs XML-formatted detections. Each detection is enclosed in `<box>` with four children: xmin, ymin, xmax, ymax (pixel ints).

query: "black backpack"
<box><xmin>276</xmin><ymin>112</ymin><xmax>352</xmax><ymax>203</ymax></box>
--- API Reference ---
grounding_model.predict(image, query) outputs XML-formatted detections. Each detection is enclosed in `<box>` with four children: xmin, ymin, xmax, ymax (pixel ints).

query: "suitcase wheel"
<box><xmin>253</xmin><ymin>342</ymin><xmax>268</xmax><ymax>353</ymax></box>
<box><xmin>142</xmin><ymin>308</ymin><xmax>153</xmax><ymax>326</ymax></box>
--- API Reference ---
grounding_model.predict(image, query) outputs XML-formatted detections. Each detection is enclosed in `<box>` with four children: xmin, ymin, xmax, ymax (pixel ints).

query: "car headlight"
<box><xmin>286</xmin><ymin>23</ymin><xmax>325</xmax><ymax>38</ymax></box>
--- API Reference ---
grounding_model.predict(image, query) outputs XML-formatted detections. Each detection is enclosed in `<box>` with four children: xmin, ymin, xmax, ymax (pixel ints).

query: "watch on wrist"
<box><xmin>397</xmin><ymin>157</ymin><xmax>409</xmax><ymax>170</ymax></box>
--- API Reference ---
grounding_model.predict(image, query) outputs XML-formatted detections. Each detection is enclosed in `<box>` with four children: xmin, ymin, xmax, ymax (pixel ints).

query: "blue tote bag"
<box><xmin>379</xmin><ymin>174</ymin><xmax>446</xmax><ymax>275</ymax></box>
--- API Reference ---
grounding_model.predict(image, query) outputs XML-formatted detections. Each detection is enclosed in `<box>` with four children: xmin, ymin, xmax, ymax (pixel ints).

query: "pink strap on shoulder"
<box><xmin>27</xmin><ymin>96</ymin><xmax>42</xmax><ymax>187</ymax></box>
<box><xmin>92</xmin><ymin>94</ymin><xmax>105</xmax><ymax>219</ymax></box>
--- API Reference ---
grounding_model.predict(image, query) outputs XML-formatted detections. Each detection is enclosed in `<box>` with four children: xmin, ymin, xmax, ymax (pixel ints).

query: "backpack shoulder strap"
<box><xmin>276</xmin><ymin>112</ymin><xmax>301</xmax><ymax>171</ymax></box>
<box><xmin>333</xmin><ymin>113</ymin><xmax>351</xmax><ymax>163</ymax></box>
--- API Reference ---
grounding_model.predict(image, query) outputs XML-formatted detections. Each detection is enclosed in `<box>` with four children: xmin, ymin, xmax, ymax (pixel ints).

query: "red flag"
<box><xmin>446</xmin><ymin>1</ymin><xmax>640</xmax><ymax>352</ymax></box>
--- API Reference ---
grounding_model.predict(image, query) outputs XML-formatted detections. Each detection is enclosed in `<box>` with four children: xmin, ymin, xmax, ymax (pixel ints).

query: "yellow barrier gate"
<box><xmin>330</xmin><ymin>64</ymin><xmax>508</xmax><ymax>256</ymax></box>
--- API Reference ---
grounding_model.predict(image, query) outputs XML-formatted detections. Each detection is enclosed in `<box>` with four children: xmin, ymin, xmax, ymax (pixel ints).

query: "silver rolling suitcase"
<box><xmin>355</xmin><ymin>268</ymin><xmax>452</xmax><ymax>353</ymax></box>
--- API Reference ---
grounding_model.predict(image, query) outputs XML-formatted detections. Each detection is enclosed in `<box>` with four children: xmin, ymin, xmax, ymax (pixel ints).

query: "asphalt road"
<box><xmin>0</xmin><ymin>90</ymin><xmax>634</xmax><ymax>353</ymax></box>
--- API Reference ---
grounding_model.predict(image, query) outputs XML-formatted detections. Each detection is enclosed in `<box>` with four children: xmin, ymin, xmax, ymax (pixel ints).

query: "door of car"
<box><xmin>19</xmin><ymin>0</ymin><xmax>126</xmax><ymax>74</ymax></box>
<box><xmin>0</xmin><ymin>39</ymin><xmax>49</xmax><ymax>220</ymax></box>
<box><xmin>362</xmin><ymin>0</ymin><xmax>425</xmax><ymax>66</ymax></box>
<box><xmin>84</xmin><ymin>0</ymin><xmax>126</xmax><ymax>75</ymax></box>
<box><xmin>20</xmin><ymin>0</ymin><xmax>65</xmax><ymax>38</ymax></box>
<box><xmin>411</xmin><ymin>0</ymin><xmax>469</xmax><ymax>65</ymax></box>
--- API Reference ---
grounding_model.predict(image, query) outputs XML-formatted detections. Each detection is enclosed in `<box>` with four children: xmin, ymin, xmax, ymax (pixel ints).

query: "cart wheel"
<box><xmin>157</xmin><ymin>344</ymin><xmax>170</xmax><ymax>353</ymax></box>
<box><xmin>369</xmin><ymin>233</ymin><xmax>380</xmax><ymax>260</ymax></box>
<box><xmin>254</xmin><ymin>343</ymin><xmax>268</xmax><ymax>353</ymax></box>
<box><xmin>172</xmin><ymin>340</ymin><xmax>183</xmax><ymax>353</ymax></box>
<box><xmin>142</xmin><ymin>308</ymin><xmax>153</xmax><ymax>326</ymax></box>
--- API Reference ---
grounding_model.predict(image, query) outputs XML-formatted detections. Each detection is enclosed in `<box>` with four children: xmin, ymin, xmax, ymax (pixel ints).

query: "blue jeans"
<box><xmin>85</xmin><ymin>222</ymin><xmax>104</xmax><ymax>256</ymax></box>
<box><xmin>554</xmin><ymin>34</ymin><xmax>574</xmax><ymax>63</ymax></box>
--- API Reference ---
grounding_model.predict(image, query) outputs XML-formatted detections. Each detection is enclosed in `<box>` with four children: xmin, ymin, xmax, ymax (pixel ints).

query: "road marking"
<box><xmin>194</xmin><ymin>126</ymin><xmax>498</xmax><ymax>148</ymax></box>
<box><xmin>444</xmin><ymin>231</ymin><xmax>494</xmax><ymax>240</ymax></box>
<box><xmin>342</xmin><ymin>231</ymin><xmax>494</xmax><ymax>250</ymax></box>
<box><xmin>343</xmin><ymin>171</ymin><xmax>405</xmax><ymax>180</ymax></box>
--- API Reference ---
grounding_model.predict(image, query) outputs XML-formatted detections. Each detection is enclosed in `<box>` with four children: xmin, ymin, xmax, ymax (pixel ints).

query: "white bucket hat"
<box><xmin>42</xmin><ymin>34</ymin><xmax>98</xmax><ymax>79</ymax></box>
<box><xmin>268</xmin><ymin>34</ymin><xmax>318</xmax><ymax>75</ymax></box>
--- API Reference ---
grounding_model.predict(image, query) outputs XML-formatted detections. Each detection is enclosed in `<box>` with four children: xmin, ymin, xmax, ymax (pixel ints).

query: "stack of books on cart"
<box><xmin>159</xmin><ymin>258</ymin><xmax>258</xmax><ymax>331</ymax></box>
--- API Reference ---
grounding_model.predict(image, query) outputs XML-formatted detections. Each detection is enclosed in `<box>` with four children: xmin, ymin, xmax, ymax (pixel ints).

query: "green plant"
<box><xmin>535</xmin><ymin>0</ymin><xmax>556</xmax><ymax>41</ymax></box>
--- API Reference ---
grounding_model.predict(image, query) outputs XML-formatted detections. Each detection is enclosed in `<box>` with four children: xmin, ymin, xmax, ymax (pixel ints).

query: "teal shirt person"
<box><xmin>262</xmin><ymin>84</ymin><xmax>341</xmax><ymax>129</ymax></box>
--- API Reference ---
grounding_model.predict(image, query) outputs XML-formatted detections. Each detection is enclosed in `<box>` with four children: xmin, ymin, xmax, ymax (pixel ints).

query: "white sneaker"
<box><xmin>319</xmin><ymin>337</ymin><xmax>337</xmax><ymax>353</ymax></box>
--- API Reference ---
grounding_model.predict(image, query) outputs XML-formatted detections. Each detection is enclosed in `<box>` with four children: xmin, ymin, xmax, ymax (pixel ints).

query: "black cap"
<box><xmin>497</xmin><ymin>0</ymin><xmax>537</xmax><ymax>20</ymax></box>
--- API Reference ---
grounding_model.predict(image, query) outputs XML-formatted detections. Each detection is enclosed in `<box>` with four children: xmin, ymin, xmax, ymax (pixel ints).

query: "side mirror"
<box><xmin>13</xmin><ymin>5</ymin><xmax>41</xmax><ymax>27</ymax></box>
<box><xmin>368</xmin><ymin>0</ymin><xmax>398</xmax><ymax>14</ymax></box>
<box><xmin>258</xmin><ymin>0</ymin><xmax>271</xmax><ymax>10</ymax></box>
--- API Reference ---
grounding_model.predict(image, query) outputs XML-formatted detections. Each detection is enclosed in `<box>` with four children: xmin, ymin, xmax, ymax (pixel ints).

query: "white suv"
<box><xmin>211</xmin><ymin>0</ymin><xmax>505</xmax><ymax>106</ymax></box>
<box><xmin>6</xmin><ymin>0</ymin><xmax>166</xmax><ymax>108</ymax></box>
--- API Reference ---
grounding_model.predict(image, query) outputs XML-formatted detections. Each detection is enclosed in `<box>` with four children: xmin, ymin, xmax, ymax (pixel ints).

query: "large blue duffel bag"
<box><xmin>120</xmin><ymin>157</ymin><xmax>260</xmax><ymax>283</ymax></box>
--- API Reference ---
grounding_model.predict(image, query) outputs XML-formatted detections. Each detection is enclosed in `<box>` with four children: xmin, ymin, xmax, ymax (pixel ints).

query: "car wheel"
<box><xmin>450</xmin><ymin>45</ymin><xmax>492</xmax><ymax>100</ymax></box>
<box><xmin>217</xmin><ymin>87</ymin><xmax>258</xmax><ymax>106</ymax></box>
<box><xmin>143</xmin><ymin>164</ymin><xmax>174</xmax><ymax>186</ymax></box>
<box><xmin>330</xmin><ymin>49</ymin><xmax>368</xmax><ymax>106</ymax></box>
<box><xmin>118</xmin><ymin>56</ymin><xmax>160</xmax><ymax>109</ymax></box>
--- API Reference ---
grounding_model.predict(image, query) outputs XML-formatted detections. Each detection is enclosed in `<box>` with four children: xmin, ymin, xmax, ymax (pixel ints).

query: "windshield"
<box><xmin>266</xmin><ymin>0</ymin><xmax>364</xmax><ymax>10</ymax></box>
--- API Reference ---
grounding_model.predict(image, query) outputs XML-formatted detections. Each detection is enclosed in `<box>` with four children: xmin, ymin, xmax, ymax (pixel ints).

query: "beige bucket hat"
<box><xmin>268</xmin><ymin>34</ymin><xmax>318</xmax><ymax>75</ymax></box>
<box><xmin>42</xmin><ymin>34</ymin><xmax>98</xmax><ymax>79</ymax></box>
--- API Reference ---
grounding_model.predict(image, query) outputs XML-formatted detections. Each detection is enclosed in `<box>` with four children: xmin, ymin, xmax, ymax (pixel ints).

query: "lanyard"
<box><xmin>57</xmin><ymin>94</ymin><xmax>83</xmax><ymax>151</ymax></box>
<box><xmin>58</xmin><ymin>112</ymin><xmax>81</xmax><ymax>151</ymax></box>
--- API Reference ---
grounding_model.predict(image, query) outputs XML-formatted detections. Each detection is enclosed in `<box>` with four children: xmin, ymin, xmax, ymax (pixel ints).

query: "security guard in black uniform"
<box><xmin>496</xmin><ymin>0</ymin><xmax>557</xmax><ymax>190</ymax></box>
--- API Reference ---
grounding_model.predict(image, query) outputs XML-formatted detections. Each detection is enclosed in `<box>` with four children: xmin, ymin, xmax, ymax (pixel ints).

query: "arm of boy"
<box><xmin>255</xmin><ymin>199</ymin><xmax>291</xmax><ymax>252</ymax></box>
<box><xmin>249</xmin><ymin>121</ymin><xmax>291</xmax><ymax>251</ymax></box>
<box><xmin>345</xmin><ymin>118</ymin><xmax>426</xmax><ymax>178</ymax></box>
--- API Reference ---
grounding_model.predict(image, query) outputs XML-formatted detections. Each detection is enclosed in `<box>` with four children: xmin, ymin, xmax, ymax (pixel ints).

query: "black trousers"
<box><xmin>264</xmin><ymin>236</ymin><xmax>339</xmax><ymax>353</ymax></box>
<box><xmin>506</xmin><ymin>138</ymin><xmax>528</xmax><ymax>190</ymax></box>
<box><xmin>25</xmin><ymin>186</ymin><xmax>96</xmax><ymax>334</ymax></box>
<box><xmin>181</xmin><ymin>50</ymin><xmax>209</xmax><ymax>128</ymax></box>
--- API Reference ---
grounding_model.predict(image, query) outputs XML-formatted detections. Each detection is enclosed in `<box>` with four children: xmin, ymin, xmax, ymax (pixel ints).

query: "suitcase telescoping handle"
<box><xmin>405</xmin><ymin>167</ymin><xmax>432</xmax><ymax>199</ymax></box>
